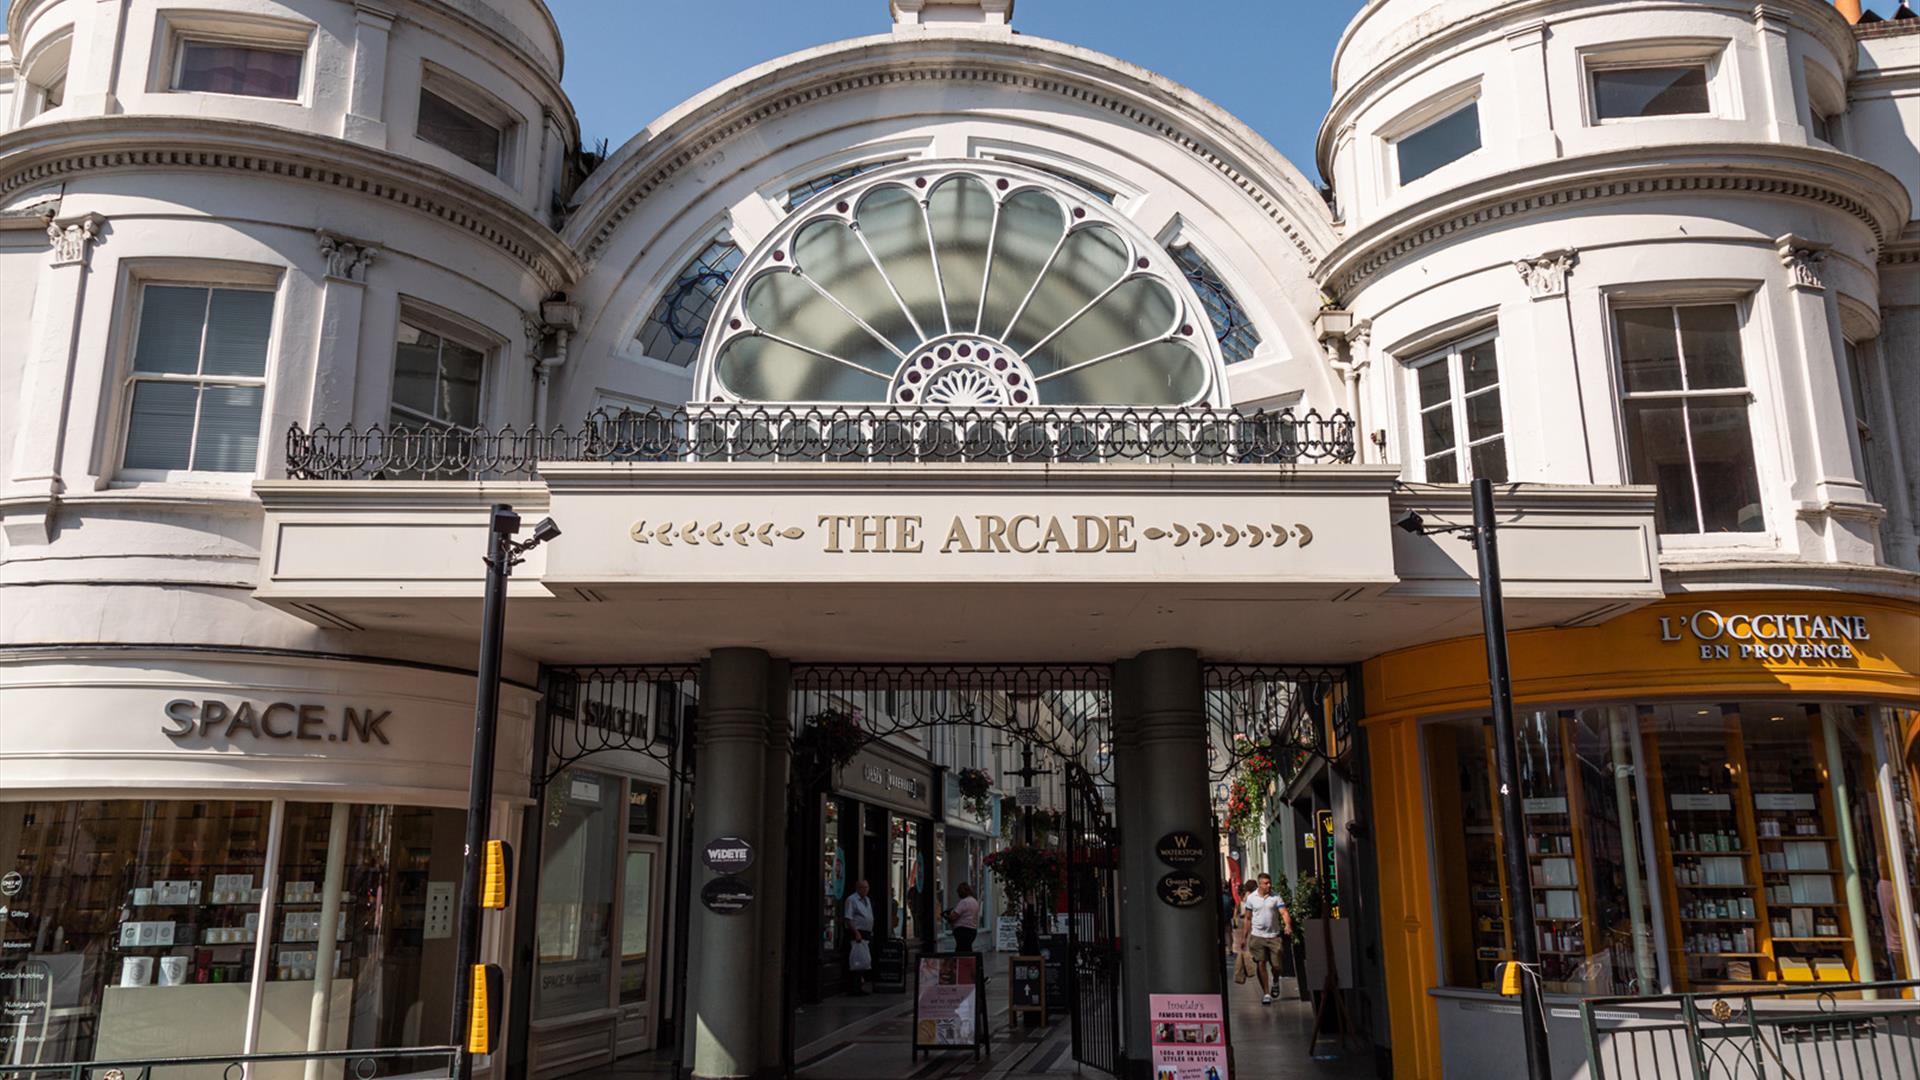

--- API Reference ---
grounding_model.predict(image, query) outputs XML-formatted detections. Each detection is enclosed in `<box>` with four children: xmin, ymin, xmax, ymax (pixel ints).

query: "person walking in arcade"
<box><xmin>844</xmin><ymin>878</ymin><xmax>875</xmax><ymax>994</ymax></box>
<box><xmin>1242</xmin><ymin>873</ymin><xmax>1292</xmax><ymax>1004</ymax></box>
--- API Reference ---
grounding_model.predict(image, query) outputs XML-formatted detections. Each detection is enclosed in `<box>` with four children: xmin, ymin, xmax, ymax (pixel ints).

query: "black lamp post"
<box><xmin>451</xmin><ymin>504</ymin><xmax>560</xmax><ymax>1080</ymax></box>
<box><xmin>1397</xmin><ymin>477</ymin><xmax>1552</xmax><ymax>1080</ymax></box>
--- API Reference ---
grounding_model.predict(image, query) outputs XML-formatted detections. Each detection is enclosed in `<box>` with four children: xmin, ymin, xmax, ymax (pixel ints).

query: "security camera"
<box><xmin>531</xmin><ymin>518</ymin><xmax>563</xmax><ymax>545</ymax></box>
<box><xmin>1393</xmin><ymin>509</ymin><xmax>1425</xmax><ymax>534</ymax></box>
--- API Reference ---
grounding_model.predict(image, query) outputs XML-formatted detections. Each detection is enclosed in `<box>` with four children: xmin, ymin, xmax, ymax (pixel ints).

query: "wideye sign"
<box><xmin>1659</xmin><ymin>610</ymin><xmax>1871</xmax><ymax>662</ymax></box>
<box><xmin>162</xmin><ymin>699</ymin><xmax>391</xmax><ymax>744</ymax></box>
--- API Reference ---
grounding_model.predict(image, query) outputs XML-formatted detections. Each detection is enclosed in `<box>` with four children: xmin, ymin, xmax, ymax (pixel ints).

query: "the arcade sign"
<box><xmin>162</xmin><ymin>699</ymin><xmax>392</xmax><ymax>744</ymax></box>
<box><xmin>1659</xmin><ymin>610</ymin><xmax>1870</xmax><ymax>662</ymax></box>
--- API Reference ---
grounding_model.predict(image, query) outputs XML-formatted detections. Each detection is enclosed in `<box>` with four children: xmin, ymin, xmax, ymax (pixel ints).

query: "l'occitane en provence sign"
<box><xmin>1659</xmin><ymin>608</ymin><xmax>1872</xmax><ymax>662</ymax></box>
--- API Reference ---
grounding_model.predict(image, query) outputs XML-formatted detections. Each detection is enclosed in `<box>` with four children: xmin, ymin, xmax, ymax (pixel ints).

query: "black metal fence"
<box><xmin>284</xmin><ymin>404</ymin><xmax>1357</xmax><ymax>480</ymax></box>
<box><xmin>1581</xmin><ymin>981</ymin><xmax>1920</xmax><ymax>1079</ymax></box>
<box><xmin>0</xmin><ymin>1046</ymin><xmax>458</xmax><ymax>1080</ymax></box>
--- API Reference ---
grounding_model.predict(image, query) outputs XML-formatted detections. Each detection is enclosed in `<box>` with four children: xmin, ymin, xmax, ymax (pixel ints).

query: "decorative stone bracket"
<box><xmin>1776</xmin><ymin>233</ymin><xmax>1830</xmax><ymax>292</ymax></box>
<box><xmin>316</xmin><ymin>230</ymin><xmax>377</xmax><ymax>283</ymax></box>
<box><xmin>1514</xmin><ymin>248</ymin><xmax>1577</xmax><ymax>300</ymax></box>
<box><xmin>45</xmin><ymin>211</ymin><xmax>106</xmax><ymax>267</ymax></box>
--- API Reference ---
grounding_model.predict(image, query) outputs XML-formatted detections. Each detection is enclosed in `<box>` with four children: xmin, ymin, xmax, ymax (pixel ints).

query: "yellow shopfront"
<box><xmin>1359</xmin><ymin>593</ymin><xmax>1920</xmax><ymax>1080</ymax></box>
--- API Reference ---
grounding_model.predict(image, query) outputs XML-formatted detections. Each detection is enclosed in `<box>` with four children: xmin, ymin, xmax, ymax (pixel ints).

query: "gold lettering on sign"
<box><xmin>936</xmin><ymin>515</ymin><xmax>1136</xmax><ymax>554</ymax></box>
<box><xmin>817</xmin><ymin>515</ymin><xmax>924</xmax><ymax>553</ymax></box>
<box><xmin>631</xmin><ymin>515</ymin><xmax>1307</xmax><ymax>556</ymax></box>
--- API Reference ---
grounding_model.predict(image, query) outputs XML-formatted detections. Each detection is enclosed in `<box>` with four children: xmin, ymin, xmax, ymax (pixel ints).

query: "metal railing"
<box><xmin>284</xmin><ymin>404</ymin><xmax>1357</xmax><ymax>480</ymax></box>
<box><xmin>1581</xmin><ymin>981</ymin><xmax>1920</xmax><ymax>1080</ymax></box>
<box><xmin>0</xmin><ymin>1046</ymin><xmax>459</xmax><ymax>1080</ymax></box>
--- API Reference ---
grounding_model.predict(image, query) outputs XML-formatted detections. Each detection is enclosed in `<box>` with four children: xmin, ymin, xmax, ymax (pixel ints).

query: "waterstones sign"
<box><xmin>1659</xmin><ymin>610</ymin><xmax>1870</xmax><ymax>662</ymax></box>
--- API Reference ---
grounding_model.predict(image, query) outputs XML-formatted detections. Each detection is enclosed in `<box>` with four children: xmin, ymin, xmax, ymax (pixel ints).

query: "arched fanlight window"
<box><xmin>1170</xmin><ymin>244</ymin><xmax>1261</xmax><ymax>365</ymax></box>
<box><xmin>784</xmin><ymin>158</ymin><xmax>906</xmax><ymax>211</ymax></box>
<box><xmin>636</xmin><ymin>238</ymin><xmax>742</xmax><ymax>367</ymax></box>
<box><xmin>693</xmin><ymin>161</ymin><xmax>1227</xmax><ymax>407</ymax></box>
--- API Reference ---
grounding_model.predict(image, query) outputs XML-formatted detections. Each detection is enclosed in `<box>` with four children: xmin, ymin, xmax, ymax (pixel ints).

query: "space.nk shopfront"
<box><xmin>1360</xmin><ymin>594</ymin><xmax>1920</xmax><ymax>1076</ymax></box>
<box><xmin>0</xmin><ymin>651</ymin><xmax>536</xmax><ymax>1076</ymax></box>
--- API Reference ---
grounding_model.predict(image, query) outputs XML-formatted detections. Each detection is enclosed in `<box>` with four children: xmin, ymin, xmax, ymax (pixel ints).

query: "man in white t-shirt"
<box><xmin>844</xmin><ymin>879</ymin><xmax>875</xmax><ymax>995</ymax></box>
<box><xmin>1241</xmin><ymin>873</ymin><xmax>1292</xmax><ymax>1004</ymax></box>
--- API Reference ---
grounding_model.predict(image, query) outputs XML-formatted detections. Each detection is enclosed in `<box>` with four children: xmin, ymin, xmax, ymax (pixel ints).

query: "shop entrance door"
<box><xmin>615</xmin><ymin>840</ymin><xmax>662</xmax><ymax>1056</ymax></box>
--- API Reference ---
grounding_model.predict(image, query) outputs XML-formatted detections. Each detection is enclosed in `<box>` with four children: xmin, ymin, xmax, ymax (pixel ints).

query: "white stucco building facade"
<box><xmin>1</xmin><ymin>1</ymin><xmax>1915</xmax><ymax>1079</ymax></box>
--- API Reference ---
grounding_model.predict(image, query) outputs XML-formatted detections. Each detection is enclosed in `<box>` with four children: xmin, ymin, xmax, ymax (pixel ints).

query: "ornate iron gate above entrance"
<box><xmin>1065</xmin><ymin>760</ymin><xmax>1123</xmax><ymax>1075</ymax></box>
<box><xmin>788</xmin><ymin>663</ymin><xmax>1115</xmax><ymax>778</ymax></box>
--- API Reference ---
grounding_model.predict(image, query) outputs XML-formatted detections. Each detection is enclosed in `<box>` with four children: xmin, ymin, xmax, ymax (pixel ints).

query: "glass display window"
<box><xmin>821</xmin><ymin>797</ymin><xmax>845</xmax><ymax>955</ymax></box>
<box><xmin>1426</xmin><ymin>698</ymin><xmax>1916</xmax><ymax>997</ymax></box>
<box><xmin>270</xmin><ymin>803</ymin><xmax>467</xmax><ymax>1057</ymax></box>
<box><xmin>619</xmin><ymin>848</ymin><xmax>655</xmax><ymax>1006</ymax></box>
<box><xmin>1426</xmin><ymin>717</ymin><xmax>1509</xmax><ymax>990</ymax></box>
<box><xmin>536</xmin><ymin>770</ymin><xmax>618</xmax><ymax>1019</ymax></box>
<box><xmin>1428</xmin><ymin>709</ymin><xmax>1657</xmax><ymax>994</ymax></box>
<box><xmin>0</xmin><ymin>800</ymin><xmax>270</xmax><ymax>1066</ymax></box>
<box><xmin>891</xmin><ymin>817</ymin><xmax>921</xmax><ymax>943</ymax></box>
<box><xmin>0</xmin><ymin>799</ymin><xmax>464</xmax><ymax>1074</ymax></box>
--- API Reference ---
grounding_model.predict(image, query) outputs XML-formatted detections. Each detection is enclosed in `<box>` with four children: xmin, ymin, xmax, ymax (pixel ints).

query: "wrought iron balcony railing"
<box><xmin>284</xmin><ymin>404</ymin><xmax>1357</xmax><ymax>480</ymax></box>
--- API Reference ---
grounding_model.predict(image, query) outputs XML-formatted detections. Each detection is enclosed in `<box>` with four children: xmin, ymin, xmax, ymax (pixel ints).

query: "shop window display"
<box><xmin>1428</xmin><ymin>700</ymin><xmax>1915</xmax><ymax>996</ymax></box>
<box><xmin>0</xmin><ymin>800</ymin><xmax>463</xmax><ymax>1074</ymax></box>
<box><xmin>536</xmin><ymin>770</ymin><xmax>618</xmax><ymax>1019</ymax></box>
<box><xmin>821</xmin><ymin>798</ymin><xmax>845</xmax><ymax>955</ymax></box>
<box><xmin>270</xmin><ymin>803</ymin><xmax>467</xmax><ymax>1054</ymax></box>
<box><xmin>1430</xmin><ymin>709</ymin><xmax>1655</xmax><ymax>994</ymax></box>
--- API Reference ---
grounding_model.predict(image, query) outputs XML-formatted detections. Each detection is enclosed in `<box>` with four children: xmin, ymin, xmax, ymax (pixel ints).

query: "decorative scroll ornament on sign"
<box><xmin>1140</xmin><ymin>523</ymin><xmax>1313</xmax><ymax>548</ymax></box>
<box><xmin>630</xmin><ymin>520</ymin><xmax>808</xmax><ymax>546</ymax></box>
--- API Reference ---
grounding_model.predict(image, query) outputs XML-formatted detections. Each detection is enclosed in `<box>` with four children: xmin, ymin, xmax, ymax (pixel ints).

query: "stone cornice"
<box><xmin>1882</xmin><ymin>223</ymin><xmax>1920</xmax><ymax>266</ymax></box>
<box><xmin>1317</xmin><ymin>145</ymin><xmax>1911</xmax><ymax>301</ymax></box>
<box><xmin>5</xmin><ymin>0</ymin><xmax>567</xmax><ymax>104</ymax></box>
<box><xmin>564</xmin><ymin>32</ymin><xmax>1338</xmax><ymax>267</ymax></box>
<box><xmin>0</xmin><ymin>116</ymin><xmax>582</xmax><ymax>290</ymax></box>
<box><xmin>1322</xmin><ymin>0</ymin><xmax>1860</xmax><ymax>172</ymax></box>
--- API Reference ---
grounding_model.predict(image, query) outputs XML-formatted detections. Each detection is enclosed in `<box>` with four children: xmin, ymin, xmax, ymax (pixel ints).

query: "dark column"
<box><xmin>687</xmin><ymin>648</ymin><xmax>781</xmax><ymax>1079</ymax></box>
<box><xmin>756</xmin><ymin>661</ymin><xmax>790</xmax><ymax>1076</ymax></box>
<box><xmin>1113</xmin><ymin>649</ymin><xmax>1222</xmax><ymax>1078</ymax></box>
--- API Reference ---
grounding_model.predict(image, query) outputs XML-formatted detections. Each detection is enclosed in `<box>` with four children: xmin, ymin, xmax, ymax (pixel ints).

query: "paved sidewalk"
<box><xmin>584</xmin><ymin>963</ymin><xmax>1379</xmax><ymax>1079</ymax></box>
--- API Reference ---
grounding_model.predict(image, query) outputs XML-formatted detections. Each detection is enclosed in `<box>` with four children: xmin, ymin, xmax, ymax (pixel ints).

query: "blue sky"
<box><xmin>550</xmin><ymin>1</ymin><xmax>1355</xmax><ymax>181</ymax></box>
<box><xmin>8</xmin><ymin>0</ymin><xmax>1907</xmax><ymax>182</ymax></box>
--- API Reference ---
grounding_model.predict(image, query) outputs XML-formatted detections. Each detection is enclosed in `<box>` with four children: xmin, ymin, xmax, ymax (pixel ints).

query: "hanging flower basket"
<box><xmin>1029</xmin><ymin>807</ymin><xmax>1064</xmax><ymax>841</ymax></box>
<box><xmin>955</xmin><ymin>767</ymin><xmax>994</xmax><ymax>820</ymax></box>
<box><xmin>1225</xmin><ymin>779</ymin><xmax>1258</xmax><ymax>844</ymax></box>
<box><xmin>984</xmin><ymin>845</ymin><xmax>1064</xmax><ymax>911</ymax></box>
<box><xmin>795</xmin><ymin>709</ymin><xmax>866</xmax><ymax>769</ymax></box>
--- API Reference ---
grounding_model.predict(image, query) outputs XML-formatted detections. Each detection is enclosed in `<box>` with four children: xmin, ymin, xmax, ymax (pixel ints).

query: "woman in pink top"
<box><xmin>945</xmin><ymin>882</ymin><xmax>981</xmax><ymax>953</ymax></box>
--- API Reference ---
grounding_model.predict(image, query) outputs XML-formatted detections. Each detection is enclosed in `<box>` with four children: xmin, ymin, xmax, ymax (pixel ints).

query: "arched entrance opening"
<box><xmin>519</xmin><ymin>658</ymin><xmax>1355</xmax><ymax>1079</ymax></box>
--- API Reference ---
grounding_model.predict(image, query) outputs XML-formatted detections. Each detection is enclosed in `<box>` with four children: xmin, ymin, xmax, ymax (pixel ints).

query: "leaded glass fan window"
<box><xmin>638</xmin><ymin>239</ymin><xmax>742</xmax><ymax>368</ymax></box>
<box><xmin>691</xmin><ymin>162</ymin><xmax>1228</xmax><ymax>407</ymax></box>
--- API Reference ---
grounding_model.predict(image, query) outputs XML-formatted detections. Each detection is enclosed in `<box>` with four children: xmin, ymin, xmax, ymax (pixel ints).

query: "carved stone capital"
<box><xmin>523</xmin><ymin>311</ymin><xmax>547</xmax><ymax>360</ymax></box>
<box><xmin>46</xmin><ymin>211</ymin><xmax>106</xmax><ymax>267</ymax></box>
<box><xmin>1514</xmin><ymin>248</ymin><xmax>1577</xmax><ymax>300</ymax></box>
<box><xmin>1776</xmin><ymin>233</ymin><xmax>1829</xmax><ymax>292</ymax></box>
<box><xmin>1347</xmin><ymin>319</ymin><xmax>1373</xmax><ymax>352</ymax></box>
<box><xmin>316</xmin><ymin>230</ymin><xmax>377</xmax><ymax>283</ymax></box>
